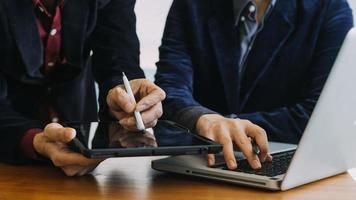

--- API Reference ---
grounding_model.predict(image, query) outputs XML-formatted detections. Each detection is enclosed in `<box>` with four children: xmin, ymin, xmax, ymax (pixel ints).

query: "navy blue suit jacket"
<box><xmin>155</xmin><ymin>0</ymin><xmax>353</xmax><ymax>143</ymax></box>
<box><xmin>0</xmin><ymin>0</ymin><xmax>144</xmax><ymax>163</ymax></box>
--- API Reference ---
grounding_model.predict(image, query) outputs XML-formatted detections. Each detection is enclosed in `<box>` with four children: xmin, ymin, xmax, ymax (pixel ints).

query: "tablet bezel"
<box><xmin>67</xmin><ymin>120</ymin><xmax>223</xmax><ymax>158</ymax></box>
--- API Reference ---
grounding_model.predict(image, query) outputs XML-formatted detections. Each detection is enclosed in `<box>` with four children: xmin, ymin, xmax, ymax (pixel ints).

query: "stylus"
<box><xmin>122</xmin><ymin>72</ymin><xmax>146</xmax><ymax>131</ymax></box>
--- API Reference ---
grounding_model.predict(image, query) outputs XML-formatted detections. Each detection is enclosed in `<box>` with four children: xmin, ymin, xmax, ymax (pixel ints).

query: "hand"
<box><xmin>33</xmin><ymin>123</ymin><xmax>104</xmax><ymax>176</ymax></box>
<box><xmin>196</xmin><ymin>114</ymin><xmax>273</xmax><ymax>170</ymax></box>
<box><xmin>106</xmin><ymin>79</ymin><xmax>166</xmax><ymax>131</ymax></box>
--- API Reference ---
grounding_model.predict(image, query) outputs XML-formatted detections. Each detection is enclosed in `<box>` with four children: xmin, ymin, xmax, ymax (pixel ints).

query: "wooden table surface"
<box><xmin>1</xmin><ymin>157</ymin><xmax>356</xmax><ymax>200</ymax></box>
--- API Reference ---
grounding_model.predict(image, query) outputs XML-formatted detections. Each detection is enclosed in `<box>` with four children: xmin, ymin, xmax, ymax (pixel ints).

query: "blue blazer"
<box><xmin>155</xmin><ymin>0</ymin><xmax>354</xmax><ymax>143</ymax></box>
<box><xmin>0</xmin><ymin>0</ymin><xmax>144</xmax><ymax>163</ymax></box>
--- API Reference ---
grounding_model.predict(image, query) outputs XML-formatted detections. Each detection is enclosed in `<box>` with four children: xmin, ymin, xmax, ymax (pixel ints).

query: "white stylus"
<box><xmin>122</xmin><ymin>72</ymin><xmax>146</xmax><ymax>131</ymax></box>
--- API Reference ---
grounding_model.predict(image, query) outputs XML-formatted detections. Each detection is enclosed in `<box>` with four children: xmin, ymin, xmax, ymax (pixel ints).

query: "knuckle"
<box><xmin>45</xmin><ymin>123</ymin><xmax>57</xmax><ymax>131</ymax></box>
<box><xmin>144</xmin><ymin>79</ymin><xmax>152</xmax><ymax>85</ymax></box>
<box><xmin>158</xmin><ymin>89</ymin><xmax>166</xmax><ymax>100</ymax></box>
<box><xmin>143</xmin><ymin>98</ymin><xmax>154</xmax><ymax>107</ymax></box>
<box><xmin>227</xmin><ymin>119</ymin><xmax>236</xmax><ymax>126</ymax></box>
<box><xmin>258</xmin><ymin>130</ymin><xmax>267</xmax><ymax>137</ymax></box>
<box><xmin>156</xmin><ymin>107</ymin><xmax>163</xmax><ymax>118</ymax></box>
<box><xmin>106</xmin><ymin>93</ymin><xmax>114</xmax><ymax>105</ymax></box>
<box><xmin>107</xmin><ymin>89</ymin><xmax>114</xmax><ymax>98</ymax></box>
<box><xmin>115</xmin><ymin>87</ymin><xmax>126</xmax><ymax>98</ymax></box>
<box><xmin>236</xmin><ymin>137</ymin><xmax>248</xmax><ymax>146</ymax></box>
<box><xmin>219</xmin><ymin>135</ymin><xmax>232</xmax><ymax>145</ymax></box>
<box><xmin>123</xmin><ymin>101</ymin><xmax>133</xmax><ymax>110</ymax></box>
<box><xmin>241</xmin><ymin>119</ymin><xmax>253</xmax><ymax>125</ymax></box>
<box><xmin>230</xmin><ymin>121</ymin><xmax>242</xmax><ymax>130</ymax></box>
<box><xmin>260</xmin><ymin>128</ymin><xmax>267</xmax><ymax>136</ymax></box>
<box><xmin>114</xmin><ymin>86</ymin><xmax>124</xmax><ymax>93</ymax></box>
<box><xmin>140</xmin><ymin>79</ymin><xmax>149</xmax><ymax>84</ymax></box>
<box><xmin>213</xmin><ymin>122</ymin><xmax>225</xmax><ymax>130</ymax></box>
<box><xmin>150</xmin><ymin>120</ymin><xmax>158</xmax><ymax>127</ymax></box>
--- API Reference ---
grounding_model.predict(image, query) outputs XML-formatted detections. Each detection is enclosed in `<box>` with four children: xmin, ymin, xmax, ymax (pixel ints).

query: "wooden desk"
<box><xmin>1</xmin><ymin>157</ymin><xmax>356</xmax><ymax>200</ymax></box>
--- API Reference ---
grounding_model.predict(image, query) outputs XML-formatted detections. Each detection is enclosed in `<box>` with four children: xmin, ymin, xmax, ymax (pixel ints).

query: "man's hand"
<box><xmin>33</xmin><ymin>123</ymin><xmax>103</xmax><ymax>176</ymax></box>
<box><xmin>196</xmin><ymin>114</ymin><xmax>273</xmax><ymax>170</ymax></box>
<box><xmin>106</xmin><ymin>79</ymin><xmax>166</xmax><ymax>131</ymax></box>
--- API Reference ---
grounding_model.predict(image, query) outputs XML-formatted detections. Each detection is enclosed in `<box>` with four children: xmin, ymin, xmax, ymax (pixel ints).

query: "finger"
<box><xmin>207</xmin><ymin>154</ymin><xmax>215</xmax><ymax>166</ymax></box>
<box><xmin>144</xmin><ymin>120</ymin><xmax>158</xmax><ymax>129</ymax></box>
<box><xmin>62</xmin><ymin>165</ymin><xmax>97</xmax><ymax>177</ymax></box>
<box><xmin>44</xmin><ymin>123</ymin><xmax>76</xmax><ymax>143</ymax></box>
<box><xmin>141</xmin><ymin>103</ymin><xmax>163</xmax><ymax>126</ymax></box>
<box><xmin>110</xmin><ymin>110</ymin><xmax>131</xmax><ymax>121</ymax></box>
<box><xmin>231</xmin><ymin>125</ymin><xmax>261</xmax><ymax>169</ymax></box>
<box><xmin>219</xmin><ymin>136</ymin><xmax>237</xmax><ymax>170</ymax></box>
<box><xmin>200</xmin><ymin>134</ymin><xmax>216</xmax><ymax>166</ymax></box>
<box><xmin>107</xmin><ymin>86</ymin><xmax>136</xmax><ymax>113</ymax></box>
<box><xmin>61</xmin><ymin>165</ymin><xmax>84</xmax><ymax>177</ymax></box>
<box><xmin>47</xmin><ymin>144</ymin><xmax>103</xmax><ymax>167</ymax></box>
<box><xmin>267</xmin><ymin>154</ymin><xmax>273</xmax><ymax>162</ymax></box>
<box><xmin>118</xmin><ymin>117</ymin><xmax>140</xmax><ymax>131</ymax></box>
<box><xmin>121</xmin><ymin>103</ymin><xmax>162</xmax><ymax>128</ymax></box>
<box><xmin>245</xmin><ymin>122</ymin><xmax>269</xmax><ymax>162</ymax></box>
<box><xmin>77</xmin><ymin>165</ymin><xmax>97</xmax><ymax>176</ymax></box>
<box><xmin>136</xmin><ymin>86</ymin><xmax>166</xmax><ymax>112</ymax></box>
<box><xmin>119</xmin><ymin>118</ymin><xmax>158</xmax><ymax>131</ymax></box>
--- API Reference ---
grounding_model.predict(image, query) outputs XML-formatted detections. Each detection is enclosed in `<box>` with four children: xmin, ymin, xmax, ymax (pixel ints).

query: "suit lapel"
<box><xmin>240</xmin><ymin>0</ymin><xmax>296</xmax><ymax>110</ymax></box>
<box><xmin>3</xmin><ymin>0</ymin><xmax>88</xmax><ymax>79</ymax></box>
<box><xmin>208</xmin><ymin>1</ymin><xmax>241</xmax><ymax>113</ymax></box>
<box><xmin>3</xmin><ymin>0</ymin><xmax>44</xmax><ymax>78</ymax></box>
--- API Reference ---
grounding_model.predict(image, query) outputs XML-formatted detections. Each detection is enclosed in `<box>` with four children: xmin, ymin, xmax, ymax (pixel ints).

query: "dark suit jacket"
<box><xmin>155</xmin><ymin>0</ymin><xmax>354</xmax><ymax>143</ymax></box>
<box><xmin>0</xmin><ymin>0</ymin><xmax>144</xmax><ymax>163</ymax></box>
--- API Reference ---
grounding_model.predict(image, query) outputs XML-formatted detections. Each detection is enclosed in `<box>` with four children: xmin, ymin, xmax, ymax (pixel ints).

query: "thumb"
<box><xmin>44</xmin><ymin>123</ymin><xmax>76</xmax><ymax>143</ymax></box>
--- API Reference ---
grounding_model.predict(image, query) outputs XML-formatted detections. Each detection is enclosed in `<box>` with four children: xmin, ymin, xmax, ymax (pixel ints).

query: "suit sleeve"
<box><xmin>155</xmin><ymin>0</ymin><xmax>353</xmax><ymax>143</ymax></box>
<box><xmin>90</xmin><ymin>0</ymin><xmax>145</xmax><ymax>119</ymax></box>
<box><xmin>155</xmin><ymin>1</ymin><xmax>217</xmax><ymax>131</ymax></box>
<box><xmin>239</xmin><ymin>0</ymin><xmax>354</xmax><ymax>143</ymax></box>
<box><xmin>0</xmin><ymin>73</ymin><xmax>43</xmax><ymax>163</ymax></box>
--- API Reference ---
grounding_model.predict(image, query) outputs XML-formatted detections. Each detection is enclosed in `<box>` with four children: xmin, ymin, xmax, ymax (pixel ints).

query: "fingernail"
<box><xmin>208</xmin><ymin>158</ymin><xmax>214</xmax><ymax>166</ymax></box>
<box><xmin>260</xmin><ymin>156</ymin><xmax>266</xmax><ymax>163</ymax></box>
<box><xmin>268</xmin><ymin>155</ymin><xmax>273</xmax><ymax>162</ymax></box>
<box><xmin>228</xmin><ymin>160</ymin><xmax>237</xmax><ymax>169</ymax></box>
<box><xmin>66</xmin><ymin>129</ymin><xmax>76</xmax><ymax>139</ymax></box>
<box><xmin>253</xmin><ymin>160</ymin><xmax>261</xmax><ymax>169</ymax></box>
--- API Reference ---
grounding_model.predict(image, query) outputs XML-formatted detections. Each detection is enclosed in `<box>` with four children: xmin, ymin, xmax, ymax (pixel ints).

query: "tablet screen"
<box><xmin>63</xmin><ymin>120</ymin><xmax>216</xmax><ymax>150</ymax></box>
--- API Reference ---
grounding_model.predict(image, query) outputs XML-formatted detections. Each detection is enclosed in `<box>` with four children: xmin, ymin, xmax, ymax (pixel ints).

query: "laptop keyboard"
<box><xmin>219</xmin><ymin>150</ymin><xmax>296</xmax><ymax>177</ymax></box>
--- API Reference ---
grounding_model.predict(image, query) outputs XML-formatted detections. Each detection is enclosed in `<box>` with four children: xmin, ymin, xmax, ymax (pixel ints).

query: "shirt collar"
<box><xmin>32</xmin><ymin>0</ymin><xmax>65</xmax><ymax>9</ymax></box>
<box><xmin>233</xmin><ymin>0</ymin><xmax>277</xmax><ymax>26</ymax></box>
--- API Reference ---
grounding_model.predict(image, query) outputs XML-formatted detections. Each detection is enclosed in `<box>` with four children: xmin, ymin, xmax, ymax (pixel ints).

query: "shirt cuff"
<box><xmin>172</xmin><ymin>106</ymin><xmax>218</xmax><ymax>132</ymax></box>
<box><xmin>20</xmin><ymin>129</ymin><xmax>43</xmax><ymax>161</ymax></box>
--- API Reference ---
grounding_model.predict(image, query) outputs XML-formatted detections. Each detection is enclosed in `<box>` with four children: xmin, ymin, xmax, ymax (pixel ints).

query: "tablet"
<box><xmin>64</xmin><ymin>120</ymin><xmax>222</xmax><ymax>158</ymax></box>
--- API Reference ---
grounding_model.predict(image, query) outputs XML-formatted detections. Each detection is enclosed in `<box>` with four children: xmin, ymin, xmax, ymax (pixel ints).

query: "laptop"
<box><xmin>152</xmin><ymin>28</ymin><xmax>356</xmax><ymax>191</ymax></box>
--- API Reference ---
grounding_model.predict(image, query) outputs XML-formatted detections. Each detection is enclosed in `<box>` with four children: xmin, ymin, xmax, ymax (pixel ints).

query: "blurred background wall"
<box><xmin>135</xmin><ymin>0</ymin><xmax>356</xmax><ymax>80</ymax></box>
